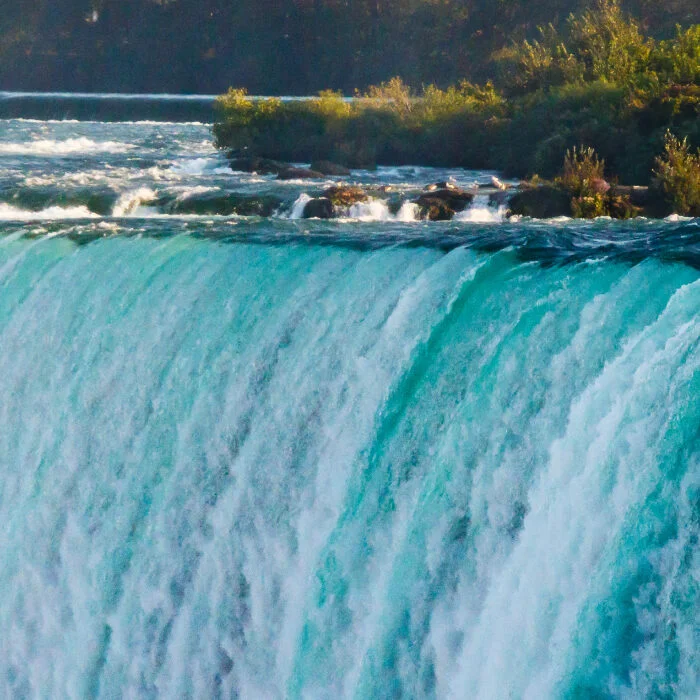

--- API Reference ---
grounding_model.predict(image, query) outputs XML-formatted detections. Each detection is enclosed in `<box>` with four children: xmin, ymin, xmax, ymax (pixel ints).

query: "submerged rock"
<box><xmin>169</xmin><ymin>192</ymin><xmax>282</xmax><ymax>217</ymax></box>
<box><xmin>228</xmin><ymin>156</ymin><xmax>288</xmax><ymax>175</ymax></box>
<box><xmin>311</xmin><ymin>160</ymin><xmax>352</xmax><ymax>176</ymax></box>
<box><xmin>415</xmin><ymin>186</ymin><xmax>474</xmax><ymax>220</ymax></box>
<box><xmin>277</xmin><ymin>166</ymin><xmax>325</xmax><ymax>180</ymax></box>
<box><xmin>302</xmin><ymin>197</ymin><xmax>334</xmax><ymax>219</ymax></box>
<box><xmin>508</xmin><ymin>183</ymin><xmax>650</xmax><ymax>219</ymax></box>
<box><xmin>416</xmin><ymin>197</ymin><xmax>456</xmax><ymax>221</ymax></box>
<box><xmin>507</xmin><ymin>185</ymin><xmax>571</xmax><ymax>218</ymax></box>
<box><xmin>489</xmin><ymin>190</ymin><xmax>510</xmax><ymax>207</ymax></box>
<box><xmin>322</xmin><ymin>186</ymin><xmax>369</xmax><ymax>207</ymax></box>
<box><xmin>614</xmin><ymin>185</ymin><xmax>670</xmax><ymax>217</ymax></box>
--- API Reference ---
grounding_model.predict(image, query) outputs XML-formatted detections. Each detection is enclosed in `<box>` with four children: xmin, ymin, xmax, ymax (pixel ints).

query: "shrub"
<box><xmin>556</xmin><ymin>146</ymin><xmax>607</xmax><ymax>195</ymax></box>
<box><xmin>495</xmin><ymin>25</ymin><xmax>584</xmax><ymax>95</ymax></box>
<box><xmin>649</xmin><ymin>25</ymin><xmax>700</xmax><ymax>87</ymax></box>
<box><xmin>307</xmin><ymin>90</ymin><xmax>352</xmax><ymax>119</ymax></box>
<box><xmin>653</xmin><ymin>131</ymin><xmax>700</xmax><ymax>215</ymax></box>
<box><xmin>362</xmin><ymin>77</ymin><xmax>414</xmax><ymax>115</ymax></box>
<box><xmin>567</xmin><ymin>0</ymin><xmax>651</xmax><ymax>84</ymax></box>
<box><xmin>571</xmin><ymin>194</ymin><xmax>608</xmax><ymax>218</ymax></box>
<box><xmin>554</xmin><ymin>145</ymin><xmax>641</xmax><ymax>218</ymax></box>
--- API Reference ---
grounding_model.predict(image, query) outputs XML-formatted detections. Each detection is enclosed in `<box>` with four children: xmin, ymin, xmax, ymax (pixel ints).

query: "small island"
<box><xmin>213</xmin><ymin>0</ymin><xmax>699</xmax><ymax>220</ymax></box>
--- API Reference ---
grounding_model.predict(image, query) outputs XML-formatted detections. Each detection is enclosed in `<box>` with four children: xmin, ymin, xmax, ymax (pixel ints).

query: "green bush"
<box><xmin>571</xmin><ymin>194</ymin><xmax>609</xmax><ymax>218</ymax></box>
<box><xmin>567</xmin><ymin>0</ymin><xmax>651</xmax><ymax>84</ymax></box>
<box><xmin>649</xmin><ymin>25</ymin><xmax>700</xmax><ymax>86</ymax></box>
<box><xmin>557</xmin><ymin>146</ymin><xmax>606</xmax><ymax>195</ymax></box>
<box><xmin>654</xmin><ymin>131</ymin><xmax>700</xmax><ymax>215</ymax></box>
<box><xmin>494</xmin><ymin>25</ymin><xmax>584</xmax><ymax>95</ymax></box>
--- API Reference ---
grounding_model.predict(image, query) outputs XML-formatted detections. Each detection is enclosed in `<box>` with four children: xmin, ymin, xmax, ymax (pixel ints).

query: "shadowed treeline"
<box><xmin>1</xmin><ymin>0</ymin><xmax>698</xmax><ymax>94</ymax></box>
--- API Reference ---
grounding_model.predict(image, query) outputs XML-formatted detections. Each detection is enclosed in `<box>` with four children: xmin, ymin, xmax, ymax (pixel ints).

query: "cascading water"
<box><xmin>0</xmin><ymin>114</ymin><xmax>698</xmax><ymax>699</ymax></box>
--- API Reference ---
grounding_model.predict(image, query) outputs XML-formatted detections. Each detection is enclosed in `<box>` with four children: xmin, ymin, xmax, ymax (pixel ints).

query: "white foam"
<box><xmin>112</xmin><ymin>188</ymin><xmax>158</xmax><ymax>217</ymax></box>
<box><xmin>287</xmin><ymin>196</ymin><xmax>420</xmax><ymax>222</ymax></box>
<box><xmin>665</xmin><ymin>213</ymin><xmax>694</xmax><ymax>222</ymax></box>
<box><xmin>454</xmin><ymin>195</ymin><xmax>505</xmax><ymax>223</ymax></box>
<box><xmin>174</xmin><ymin>185</ymin><xmax>218</xmax><ymax>201</ymax></box>
<box><xmin>346</xmin><ymin>198</ymin><xmax>419</xmax><ymax>222</ymax></box>
<box><xmin>0</xmin><ymin>138</ymin><xmax>133</xmax><ymax>155</ymax></box>
<box><xmin>346</xmin><ymin>199</ymin><xmax>394</xmax><ymax>221</ymax></box>
<box><xmin>0</xmin><ymin>203</ymin><xmax>98</xmax><ymax>220</ymax></box>
<box><xmin>169</xmin><ymin>157</ymin><xmax>228</xmax><ymax>175</ymax></box>
<box><xmin>394</xmin><ymin>201</ymin><xmax>421</xmax><ymax>222</ymax></box>
<box><xmin>288</xmin><ymin>193</ymin><xmax>312</xmax><ymax>220</ymax></box>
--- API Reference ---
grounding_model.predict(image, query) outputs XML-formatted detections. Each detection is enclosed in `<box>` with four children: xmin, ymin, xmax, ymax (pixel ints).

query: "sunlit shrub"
<box><xmin>571</xmin><ymin>194</ymin><xmax>608</xmax><ymax>218</ymax></box>
<box><xmin>567</xmin><ymin>0</ymin><xmax>651</xmax><ymax>84</ymax></box>
<box><xmin>362</xmin><ymin>77</ymin><xmax>414</xmax><ymax>115</ymax></box>
<box><xmin>556</xmin><ymin>146</ymin><xmax>606</xmax><ymax>196</ymax></box>
<box><xmin>495</xmin><ymin>25</ymin><xmax>584</xmax><ymax>95</ymax></box>
<box><xmin>649</xmin><ymin>25</ymin><xmax>700</xmax><ymax>87</ymax></box>
<box><xmin>654</xmin><ymin>131</ymin><xmax>700</xmax><ymax>215</ymax></box>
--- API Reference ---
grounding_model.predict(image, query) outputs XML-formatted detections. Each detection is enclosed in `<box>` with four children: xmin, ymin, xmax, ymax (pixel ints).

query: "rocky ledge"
<box><xmin>506</xmin><ymin>182</ymin><xmax>672</xmax><ymax>219</ymax></box>
<box><xmin>225</xmin><ymin>153</ymin><xmax>680</xmax><ymax>221</ymax></box>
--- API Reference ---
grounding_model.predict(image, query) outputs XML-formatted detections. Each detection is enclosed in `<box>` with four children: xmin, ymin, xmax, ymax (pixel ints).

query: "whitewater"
<box><xmin>0</xmin><ymin>116</ymin><xmax>698</xmax><ymax>699</ymax></box>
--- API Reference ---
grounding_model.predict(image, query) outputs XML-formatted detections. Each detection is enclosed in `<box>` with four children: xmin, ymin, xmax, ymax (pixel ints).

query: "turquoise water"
<box><xmin>0</xmin><ymin>118</ymin><xmax>698</xmax><ymax>698</ymax></box>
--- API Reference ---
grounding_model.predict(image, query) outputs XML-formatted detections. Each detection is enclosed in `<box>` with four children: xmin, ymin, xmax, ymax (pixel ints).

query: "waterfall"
<box><xmin>0</xmin><ymin>234</ymin><xmax>697</xmax><ymax>698</ymax></box>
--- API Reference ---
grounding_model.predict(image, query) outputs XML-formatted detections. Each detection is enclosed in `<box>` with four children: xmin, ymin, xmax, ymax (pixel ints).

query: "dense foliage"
<box><xmin>213</xmin><ymin>82</ymin><xmax>505</xmax><ymax>169</ymax></box>
<box><xmin>1</xmin><ymin>0</ymin><xmax>698</xmax><ymax>94</ymax></box>
<box><xmin>214</xmin><ymin>0</ymin><xmax>700</xmax><ymax>196</ymax></box>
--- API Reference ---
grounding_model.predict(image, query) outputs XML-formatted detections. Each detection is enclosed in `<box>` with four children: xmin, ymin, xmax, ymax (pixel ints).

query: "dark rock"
<box><xmin>310</xmin><ymin>160</ymin><xmax>352</xmax><ymax>176</ymax></box>
<box><xmin>489</xmin><ymin>191</ymin><xmax>510</xmax><ymax>207</ymax></box>
<box><xmin>613</xmin><ymin>185</ymin><xmax>650</xmax><ymax>205</ymax></box>
<box><xmin>507</xmin><ymin>185</ymin><xmax>572</xmax><ymax>218</ymax></box>
<box><xmin>228</xmin><ymin>156</ymin><xmax>288</xmax><ymax>175</ymax></box>
<box><xmin>387</xmin><ymin>195</ymin><xmax>408</xmax><ymax>215</ymax></box>
<box><xmin>416</xmin><ymin>197</ymin><xmax>455</xmax><ymax>221</ymax></box>
<box><xmin>322</xmin><ymin>185</ymin><xmax>369</xmax><ymax>207</ymax></box>
<box><xmin>613</xmin><ymin>185</ymin><xmax>671</xmax><ymax>217</ymax></box>
<box><xmin>277</xmin><ymin>166</ymin><xmax>325</xmax><ymax>180</ymax></box>
<box><xmin>416</xmin><ymin>187</ymin><xmax>474</xmax><ymax>214</ymax></box>
<box><xmin>169</xmin><ymin>192</ymin><xmax>282</xmax><ymax>217</ymax></box>
<box><xmin>302</xmin><ymin>197</ymin><xmax>334</xmax><ymax>219</ymax></box>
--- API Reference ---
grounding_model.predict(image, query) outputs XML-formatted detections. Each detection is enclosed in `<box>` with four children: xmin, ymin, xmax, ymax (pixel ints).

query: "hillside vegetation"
<box><xmin>1</xmin><ymin>0</ymin><xmax>698</xmax><ymax>94</ymax></box>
